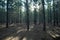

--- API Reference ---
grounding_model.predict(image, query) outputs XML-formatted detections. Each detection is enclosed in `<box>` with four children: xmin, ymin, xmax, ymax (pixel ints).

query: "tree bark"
<box><xmin>53</xmin><ymin>0</ymin><xmax>55</xmax><ymax>26</ymax></box>
<box><xmin>34</xmin><ymin>8</ymin><xmax>37</xmax><ymax>25</ymax></box>
<box><xmin>6</xmin><ymin>0</ymin><xmax>9</xmax><ymax>28</ymax></box>
<box><xmin>41</xmin><ymin>0</ymin><xmax>46</xmax><ymax>31</ymax></box>
<box><xmin>26</xmin><ymin>0</ymin><xmax>29</xmax><ymax>31</ymax></box>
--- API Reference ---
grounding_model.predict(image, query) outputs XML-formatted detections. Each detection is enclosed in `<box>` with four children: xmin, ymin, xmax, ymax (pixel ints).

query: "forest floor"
<box><xmin>0</xmin><ymin>23</ymin><xmax>54</xmax><ymax>40</ymax></box>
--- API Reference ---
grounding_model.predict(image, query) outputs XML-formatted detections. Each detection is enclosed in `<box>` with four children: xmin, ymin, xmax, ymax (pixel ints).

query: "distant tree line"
<box><xmin>0</xmin><ymin>0</ymin><xmax>60</xmax><ymax>29</ymax></box>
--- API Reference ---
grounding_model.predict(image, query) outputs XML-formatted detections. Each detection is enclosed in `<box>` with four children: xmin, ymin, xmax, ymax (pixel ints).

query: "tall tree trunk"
<box><xmin>53</xmin><ymin>0</ymin><xmax>55</xmax><ymax>26</ymax></box>
<box><xmin>26</xmin><ymin>0</ymin><xmax>29</xmax><ymax>31</ymax></box>
<box><xmin>47</xmin><ymin>3</ymin><xmax>52</xmax><ymax>24</ymax></box>
<box><xmin>6</xmin><ymin>0</ymin><xmax>9</xmax><ymax>28</ymax></box>
<box><xmin>49</xmin><ymin>3</ymin><xmax>52</xmax><ymax>24</ymax></box>
<box><xmin>56</xmin><ymin>3</ymin><xmax>58</xmax><ymax>26</ymax></box>
<box><xmin>47</xmin><ymin>3</ymin><xmax>49</xmax><ymax>24</ymax></box>
<box><xmin>19</xmin><ymin>9</ymin><xmax>22</xmax><ymax>24</ymax></box>
<box><xmin>34</xmin><ymin>8</ymin><xmax>37</xmax><ymax>25</ymax></box>
<box><xmin>39</xmin><ymin>12</ymin><xmax>41</xmax><ymax>24</ymax></box>
<box><xmin>41</xmin><ymin>0</ymin><xmax>46</xmax><ymax>31</ymax></box>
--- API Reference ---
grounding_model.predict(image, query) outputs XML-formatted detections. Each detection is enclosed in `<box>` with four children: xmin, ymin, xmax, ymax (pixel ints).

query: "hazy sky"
<box><xmin>0</xmin><ymin>0</ymin><xmax>53</xmax><ymax>12</ymax></box>
<box><xmin>21</xmin><ymin>0</ymin><xmax>53</xmax><ymax>11</ymax></box>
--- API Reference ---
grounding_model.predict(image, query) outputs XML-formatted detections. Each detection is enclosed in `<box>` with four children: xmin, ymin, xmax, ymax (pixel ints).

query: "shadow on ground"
<box><xmin>0</xmin><ymin>24</ymin><xmax>53</xmax><ymax>40</ymax></box>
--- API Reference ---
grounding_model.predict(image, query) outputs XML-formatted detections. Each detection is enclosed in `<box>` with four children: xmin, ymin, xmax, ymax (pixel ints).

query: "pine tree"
<box><xmin>26</xmin><ymin>0</ymin><xmax>29</xmax><ymax>31</ymax></box>
<box><xmin>41</xmin><ymin>0</ymin><xmax>46</xmax><ymax>31</ymax></box>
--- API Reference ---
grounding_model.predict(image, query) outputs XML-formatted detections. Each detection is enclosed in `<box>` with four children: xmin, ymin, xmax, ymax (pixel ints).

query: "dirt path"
<box><xmin>0</xmin><ymin>24</ymin><xmax>53</xmax><ymax>40</ymax></box>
